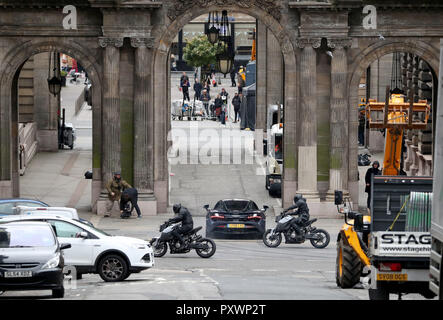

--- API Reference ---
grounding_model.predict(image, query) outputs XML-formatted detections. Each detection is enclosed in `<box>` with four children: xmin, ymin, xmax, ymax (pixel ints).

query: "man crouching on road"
<box><xmin>105</xmin><ymin>171</ymin><xmax>131</xmax><ymax>217</ymax></box>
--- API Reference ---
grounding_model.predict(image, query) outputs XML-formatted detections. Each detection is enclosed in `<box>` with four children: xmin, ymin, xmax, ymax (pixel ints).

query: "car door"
<box><xmin>47</xmin><ymin>220</ymin><xmax>95</xmax><ymax>266</ymax></box>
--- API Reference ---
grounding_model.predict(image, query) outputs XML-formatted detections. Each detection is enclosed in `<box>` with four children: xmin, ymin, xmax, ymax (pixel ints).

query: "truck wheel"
<box><xmin>369</xmin><ymin>284</ymin><xmax>389</xmax><ymax>300</ymax></box>
<box><xmin>336</xmin><ymin>238</ymin><xmax>361</xmax><ymax>288</ymax></box>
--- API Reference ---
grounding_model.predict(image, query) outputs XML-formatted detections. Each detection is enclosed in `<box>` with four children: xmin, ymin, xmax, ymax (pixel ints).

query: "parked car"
<box><xmin>14</xmin><ymin>206</ymin><xmax>94</xmax><ymax>227</ymax></box>
<box><xmin>0</xmin><ymin>198</ymin><xmax>49</xmax><ymax>216</ymax></box>
<box><xmin>0</xmin><ymin>215</ymin><xmax>154</xmax><ymax>282</ymax></box>
<box><xmin>204</xmin><ymin>199</ymin><xmax>268</xmax><ymax>239</ymax></box>
<box><xmin>0</xmin><ymin>221</ymin><xmax>71</xmax><ymax>298</ymax></box>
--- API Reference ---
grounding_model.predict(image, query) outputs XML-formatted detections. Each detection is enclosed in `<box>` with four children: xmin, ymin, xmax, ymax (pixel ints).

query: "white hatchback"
<box><xmin>0</xmin><ymin>215</ymin><xmax>154</xmax><ymax>282</ymax></box>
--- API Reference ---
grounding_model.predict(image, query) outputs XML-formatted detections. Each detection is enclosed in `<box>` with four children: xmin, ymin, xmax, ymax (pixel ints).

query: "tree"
<box><xmin>183</xmin><ymin>35</ymin><xmax>223</xmax><ymax>69</ymax></box>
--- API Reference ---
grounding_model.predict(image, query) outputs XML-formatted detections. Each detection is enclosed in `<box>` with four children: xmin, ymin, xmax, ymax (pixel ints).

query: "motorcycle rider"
<box><xmin>283</xmin><ymin>194</ymin><xmax>310</xmax><ymax>239</ymax></box>
<box><xmin>168</xmin><ymin>204</ymin><xmax>194</xmax><ymax>249</ymax></box>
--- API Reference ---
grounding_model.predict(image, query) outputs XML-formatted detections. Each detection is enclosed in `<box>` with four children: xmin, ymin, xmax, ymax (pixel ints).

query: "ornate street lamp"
<box><xmin>206</xmin><ymin>12</ymin><xmax>219</xmax><ymax>44</ymax></box>
<box><xmin>216</xmin><ymin>10</ymin><xmax>234</xmax><ymax>75</ymax></box>
<box><xmin>47</xmin><ymin>51</ymin><xmax>62</xmax><ymax>97</ymax></box>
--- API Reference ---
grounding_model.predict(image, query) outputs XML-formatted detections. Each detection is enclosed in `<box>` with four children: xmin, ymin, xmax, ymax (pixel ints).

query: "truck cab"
<box><xmin>264</xmin><ymin>104</ymin><xmax>283</xmax><ymax>197</ymax></box>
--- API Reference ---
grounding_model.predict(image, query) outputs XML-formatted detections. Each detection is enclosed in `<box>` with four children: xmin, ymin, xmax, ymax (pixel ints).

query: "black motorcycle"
<box><xmin>263</xmin><ymin>213</ymin><xmax>330</xmax><ymax>249</ymax></box>
<box><xmin>149</xmin><ymin>221</ymin><xmax>216</xmax><ymax>258</ymax></box>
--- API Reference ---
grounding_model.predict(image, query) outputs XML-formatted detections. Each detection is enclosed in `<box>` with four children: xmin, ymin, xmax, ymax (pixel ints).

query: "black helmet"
<box><xmin>173</xmin><ymin>203</ymin><xmax>182</xmax><ymax>214</ymax></box>
<box><xmin>293</xmin><ymin>194</ymin><xmax>303</xmax><ymax>203</ymax></box>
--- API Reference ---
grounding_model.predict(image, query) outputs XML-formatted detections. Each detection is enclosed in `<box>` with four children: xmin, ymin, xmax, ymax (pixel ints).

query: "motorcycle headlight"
<box><xmin>42</xmin><ymin>252</ymin><xmax>60</xmax><ymax>270</ymax></box>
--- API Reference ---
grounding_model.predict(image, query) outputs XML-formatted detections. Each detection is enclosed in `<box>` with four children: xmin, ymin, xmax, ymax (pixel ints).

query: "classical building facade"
<box><xmin>0</xmin><ymin>0</ymin><xmax>442</xmax><ymax>215</ymax></box>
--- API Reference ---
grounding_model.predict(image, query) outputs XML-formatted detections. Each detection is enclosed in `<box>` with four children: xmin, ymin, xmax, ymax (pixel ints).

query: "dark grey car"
<box><xmin>0</xmin><ymin>221</ymin><xmax>71</xmax><ymax>298</ymax></box>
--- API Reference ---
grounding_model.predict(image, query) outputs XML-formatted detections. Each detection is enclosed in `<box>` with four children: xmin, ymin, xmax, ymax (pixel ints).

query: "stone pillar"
<box><xmin>131</xmin><ymin>37</ymin><xmax>157</xmax><ymax>216</ymax></box>
<box><xmin>97</xmin><ymin>37</ymin><xmax>123</xmax><ymax>215</ymax></box>
<box><xmin>295</xmin><ymin>38</ymin><xmax>321</xmax><ymax>201</ymax></box>
<box><xmin>266</xmin><ymin>30</ymin><xmax>284</xmax><ymax>110</ymax></box>
<box><xmin>256</xmin><ymin>21</ymin><xmax>267</xmax><ymax>136</ymax></box>
<box><xmin>327</xmin><ymin>38</ymin><xmax>352</xmax><ymax>199</ymax></box>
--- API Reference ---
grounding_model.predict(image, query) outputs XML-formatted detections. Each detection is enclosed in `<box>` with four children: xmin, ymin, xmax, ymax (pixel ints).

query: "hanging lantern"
<box><xmin>217</xmin><ymin>43</ymin><xmax>234</xmax><ymax>75</ymax></box>
<box><xmin>206</xmin><ymin>12</ymin><xmax>219</xmax><ymax>44</ymax></box>
<box><xmin>47</xmin><ymin>51</ymin><xmax>62</xmax><ymax>97</ymax></box>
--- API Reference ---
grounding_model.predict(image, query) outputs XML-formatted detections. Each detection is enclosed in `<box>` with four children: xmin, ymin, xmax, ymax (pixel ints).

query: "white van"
<box><xmin>14</xmin><ymin>206</ymin><xmax>93</xmax><ymax>226</ymax></box>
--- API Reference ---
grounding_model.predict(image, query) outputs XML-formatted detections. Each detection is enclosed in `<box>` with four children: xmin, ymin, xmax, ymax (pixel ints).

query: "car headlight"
<box><xmin>42</xmin><ymin>253</ymin><xmax>60</xmax><ymax>270</ymax></box>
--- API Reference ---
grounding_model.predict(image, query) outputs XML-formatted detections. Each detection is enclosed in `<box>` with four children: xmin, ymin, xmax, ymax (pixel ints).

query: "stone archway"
<box><xmin>347</xmin><ymin>40</ymin><xmax>440</xmax><ymax>204</ymax></box>
<box><xmin>0</xmin><ymin>39</ymin><xmax>103</xmax><ymax>207</ymax></box>
<box><xmin>151</xmin><ymin>3</ymin><xmax>297</xmax><ymax>212</ymax></box>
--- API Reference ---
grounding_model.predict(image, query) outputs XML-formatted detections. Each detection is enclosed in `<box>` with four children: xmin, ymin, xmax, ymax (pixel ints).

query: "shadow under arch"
<box><xmin>151</xmin><ymin>4</ymin><xmax>298</xmax><ymax>211</ymax></box>
<box><xmin>0</xmin><ymin>39</ymin><xmax>103</xmax><ymax>203</ymax></box>
<box><xmin>347</xmin><ymin>39</ymin><xmax>439</xmax><ymax>202</ymax></box>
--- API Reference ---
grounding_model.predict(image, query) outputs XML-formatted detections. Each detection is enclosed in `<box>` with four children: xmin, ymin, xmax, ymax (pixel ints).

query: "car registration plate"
<box><xmin>4</xmin><ymin>271</ymin><xmax>33</xmax><ymax>278</ymax></box>
<box><xmin>377</xmin><ymin>273</ymin><xmax>408</xmax><ymax>281</ymax></box>
<box><xmin>228</xmin><ymin>224</ymin><xmax>245</xmax><ymax>228</ymax></box>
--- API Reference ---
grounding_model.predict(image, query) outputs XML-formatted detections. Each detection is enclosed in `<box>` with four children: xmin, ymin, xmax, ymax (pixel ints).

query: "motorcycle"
<box><xmin>149</xmin><ymin>221</ymin><xmax>216</xmax><ymax>258</ymax></box>
<box><xmin>263</xmin><ymin>212</ymin><xmax>330</xmax><ymax>249</ymax></box>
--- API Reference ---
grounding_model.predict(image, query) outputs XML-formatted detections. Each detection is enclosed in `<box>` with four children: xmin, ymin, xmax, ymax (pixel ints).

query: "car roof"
<box><xmin>0</xmin><ymin>198</ymin><xmax>48</xmax><ymax>205</ymax></box>
<box><xmin>0</xmin><ymin>220</ymin><xmax>52</xmax><ymax>227</ymax></box>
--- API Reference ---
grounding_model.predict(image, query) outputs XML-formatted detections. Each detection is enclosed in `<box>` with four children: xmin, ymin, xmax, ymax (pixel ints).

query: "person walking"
<box><xmin>214</xmin><ymin>94</ymin><xmax>223</xmax><ymax>120</ymax></box>
<box><xmin>180</xmin><ymin>72</ymin><xmax>189</xmax><ymax>88</ymax></box>
<box><xmin>201</xmin><ymin>89</ymin><xmax>211</xmax><ymax>118</ymax></box>
<box><xmin>232</xmin><ymin>92</ymin><xmax>242</xmax><ymax>123</ymax></box>
<box><xmin>365</xmin><ymin>161</ymin><xmax>381</xmax><ymax>211</ymax></box>
<box><xmin>230</xmin><ymin>67</ymin><xmax>237</xmax><ymax>87</ymax></box>
<box><xmin>105</xmin><ymin>172</ymin><xmax>132</xmax><ymax>217</ymax></box>
<box><xmin>193</xmin><ymin>78</ymin><xmax>203</xmax><ymax>101</ymax></box>
<box><xmin>237</xmin><ymin>67</ymin><xmax>246</xmax><ymax>94</ymax></box>
<box><xmin>182</xmin><ymin>78</ymin><xmax>190</xmax><ymax>101</ymax></box>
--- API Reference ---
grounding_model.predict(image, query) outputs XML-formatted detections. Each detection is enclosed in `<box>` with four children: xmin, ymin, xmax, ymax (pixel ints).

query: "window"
<box><xmin>16</xmin><ymin>202</ymin><xmax>47</xmax><ymax>208</ymax></box>
<box><xmin>0</xmin><ymin>202</ymin><xmax>15</xmax><ymax>215</ymax></box>
<box><xmin>49</xmin><ymin>220</ymin><xmax>85</xmax><ymax>238</ymax></box>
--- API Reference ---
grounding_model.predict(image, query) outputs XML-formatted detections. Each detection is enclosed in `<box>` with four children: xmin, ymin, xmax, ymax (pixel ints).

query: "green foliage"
<box><xmin>183</xmin><ymin>35</ymin><xmax>223</xmax><ymax>68</ymax></box>
<box><xmin>60</xmin><ymin>70</ymin><xmax>68</xmax><ymax>77</ymax></box>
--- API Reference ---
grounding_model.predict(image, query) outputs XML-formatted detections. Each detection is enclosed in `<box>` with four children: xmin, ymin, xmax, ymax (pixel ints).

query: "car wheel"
<box><xmin>98</xmin><ymin>254</ymin><xmax>129</xmax><ymax>282</ymax></box>
<box><xmin>52</xmin><ymin>286</ymin><xmax>65</xmax><ymax>298</ymax></box>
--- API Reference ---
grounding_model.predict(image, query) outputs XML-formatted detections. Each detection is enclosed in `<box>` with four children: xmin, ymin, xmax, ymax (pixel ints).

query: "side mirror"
<box><xmin>203</xmin><ymin>204</ymin><xmax>210</xmax><ymax>211</ymax></box>
<box><xmin>263</xmin><ymin>205</ymin><xmax>269</xmax><ymax>211</ymax></box>
<box><xmin>76</xmin><ymin>231</ymin><xmax>88</xmax><ymax>239</ymax></box>
<box><xmin>334</xmin><ymin>190</ymin><xmax>343</xmax><ymax>206</ymax></box>
<box><xmin>60</xmin><ymin>243</ymin><xmax>71</xmax><ymax>250</ymax></box>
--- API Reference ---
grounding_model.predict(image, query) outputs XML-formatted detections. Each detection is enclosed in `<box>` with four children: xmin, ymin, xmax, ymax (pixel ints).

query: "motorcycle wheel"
<box><xmin>195</xmin><ymin>238</ymin><xmax>216</xmax><ymax>258</ymax></box>
<box><xmin>263</xmin><ymin>229</ymin><xmax>282</xmax><ymax>248</ymax></box>
<box><xmin>153</xmin><ymin>241</ymin><xmax>168</xmax><ymax>257</ymax></box>
<box><xmin>309</xmin><ymin>229</ymin><xmax>330</xmax><ymax>249</ymax></box>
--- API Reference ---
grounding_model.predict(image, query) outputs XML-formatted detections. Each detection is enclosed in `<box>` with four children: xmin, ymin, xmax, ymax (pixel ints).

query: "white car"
<box><xmin>0</xmin><ymin>215</ymin><xmax>154</xmax><ymax>282</ymax></box>
<box><xmin>15</xmin><ymin>206</ymin><xmax>94</xmax><ymax>227</ymax></box>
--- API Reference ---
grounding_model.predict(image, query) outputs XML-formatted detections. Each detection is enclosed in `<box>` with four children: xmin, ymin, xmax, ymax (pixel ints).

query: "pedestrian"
<box><xmin>365</xmin><ymin>161</ymin><xmax>381</xmax><ymax>211</ymax></box>
<box><xmin>237</xmin><ymin>67</ymin><xmax>245</xmax><ymax>94</ymax></box>
<box><xmin>105</xmin><ymin>172</ymin><xmax>132</xmax><ymax>217</ymax></box>
<box><xmin>201</xmin><ymin>90</ymin><xmax>211</xmax><ymax>117</ymax></box>
<box><xmin>182</xmin><ymin>78</ymin><xmax>190</xmax><ymax>101</ymax></box>
<box><xmin>358</xmin><ymin>108</ymin><xmax>365</xmax><ymax>146</ymax></box>
<box><xmin>220</xmin><ymin>88</ymin><xmax>229</xmax><ymax>106</ymax></box>
<box><xmin>193</xmin><ymin>78</ymin><xmax>203</xmax><ymax>101</ymax></box>
<box><xmin>220</xmin><ymin>103</ymin><xmax>226</xmax><ymax>125</ymax></box>
<box><xmin>232</xmin><ymin>92</ymin><xmax>241</xmax><ymax>123</ymax></box>
<box><xmin>180</xmin><ymin>72</ymin><xmax>189</xmax><ymax>88</ymax></box>
<box><xmin>120</xmin><ymin>187</ymin><xmax>142</xmax><ymax>219</ymax></box>
<box><xmin>211</xmin><ymin>73</ymin><xmax>217</xmax><ymax>87</ymax></box>
<box><xmin>214</xmin><ymin>94</ymin><xmax>223</xmax><ymax>120</ymax></box>
<box><xmin>203</xmin><ymin>81</ymin><xmax>211</xmax><ymax>95</ymax></box>
<box><xmin>230</xmin><ymin>67</ymin><xmax>237</xmax><ymax>87</ymax></box>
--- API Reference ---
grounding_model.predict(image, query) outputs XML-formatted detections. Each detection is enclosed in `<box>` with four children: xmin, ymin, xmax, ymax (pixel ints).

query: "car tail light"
<box><xmin>210</xmin><ymin>215</ymin><xmax>225</xmax><ymax>219</ymax></box>
<box><xmin>248</xmin><ymin>214</ymin><xmax>262</xmax><ymax>219</ymax></box>
<box><xmin>379</xmin><ymin>263</ymin><xmax>402</xmax><ymax>272</ymax></box>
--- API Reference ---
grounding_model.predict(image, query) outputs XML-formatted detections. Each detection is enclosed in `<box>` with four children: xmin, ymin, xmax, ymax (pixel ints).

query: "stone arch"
<box><xmin>347</xmin><ymin>39</ymin><xmax>440</xmax><ymax>200</ymax></box>
<box><xmin>0</xmin><ymin>39</ymin><xmax>102</xmax><ymax>200</ymax></box>
<box><xmin>151</xmin><ymin>4</ymin><xmax>297</xmax><ymax>211</ymax></box>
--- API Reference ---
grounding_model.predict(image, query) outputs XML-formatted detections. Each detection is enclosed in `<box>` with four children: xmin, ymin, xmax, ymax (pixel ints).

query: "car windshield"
<box><xmin>0</xmin><ymin>203</ymin><xmax>15</xmax><ymax>215</ymax></box>
<box><xmin>0</xmin><ymin>225</ymin><xmax>55</xmax><ymax>248</ymax></box>
<box><xmin>223</xmin><ymin>201</ymin><xmax>258</xmax><ymax>212</ymax></box>
<box><xmin>85</xmin><ymin>224</ymin><xmax>112</xmax><ymax>237</ymax></box>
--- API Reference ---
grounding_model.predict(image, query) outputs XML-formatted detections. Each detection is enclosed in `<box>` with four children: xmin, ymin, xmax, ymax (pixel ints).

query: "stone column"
<box><xmin>131</xmin><ymin>37</ymin><xmax>157</xmax><ymax>215</ymax></box>
<box><xmin>295</xmin><ymin>38</ymin><xmax>321</xmax><ymax>201</ymax></box>
<box><xmin>97</xmin><ymin>37</ymin><xmax>123</xmax><ymax>215</ymax></box>
<box><xmin>327</xmin><ymin>38</ymin><xmax>352</xmax><ymax>199</ymax></box>
<box><xmin>256</xmin><ymin>21</ymin><xmax>267</xmax><ymax>135</ymax></box>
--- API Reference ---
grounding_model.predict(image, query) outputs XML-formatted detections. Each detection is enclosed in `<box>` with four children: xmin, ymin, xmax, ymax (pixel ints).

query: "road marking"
<box><xmin>66</xmin><ymin>179</ymin><xmax>88</xmax><ymax>208</ymax></box>
<box><xmin>61</xmin><ymin>152</ymin><xmax>79</xmax><ymax>176</ymax></box>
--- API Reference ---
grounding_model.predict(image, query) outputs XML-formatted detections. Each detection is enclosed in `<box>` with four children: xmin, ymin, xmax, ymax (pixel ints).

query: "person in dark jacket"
<box><xmin>193</xmin><ymin>78</ymin><xmax>203</xmax><ymax>101</ymax></box>
<box><xmin>365</xmin><ymin>160</ymin><xmax>381</xmax><ymax>210</ymax></box>
<box><xmin>182</xmin><ymin>78</ymin><xmax>190</xmax><ymax>101</ymax></box>
<box><xmin>230</xmin><ymin>68</ymin><xmax>237</xmax><ymax>87</ymax></box>
<box><xmin>232</xmin><ymin>92</ymin><xmax>241</xmax><ymax>123</ymax></box>
<box><xmin>201</xmin><ymin>90</ymin><xmax>211</xmax><ymax>117</ymax></box>
<box><xmin>120</xmin><ymin>187</ymin><xmax>142</xmax><ymax>218</ymax></box>
<box><xmin>168</xmin><ymin>203</ymin><xmax>194</xmax><ymax>249</ymax></box>
<box><xmin>283</xmin><ymin>194</ymin><xmax>310</xmax><ymax>238</ymax></box>
<box><xmin>214</xmin><ymin>94</ymin><xmax>223</xmax><ymax>119</ymax></box>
